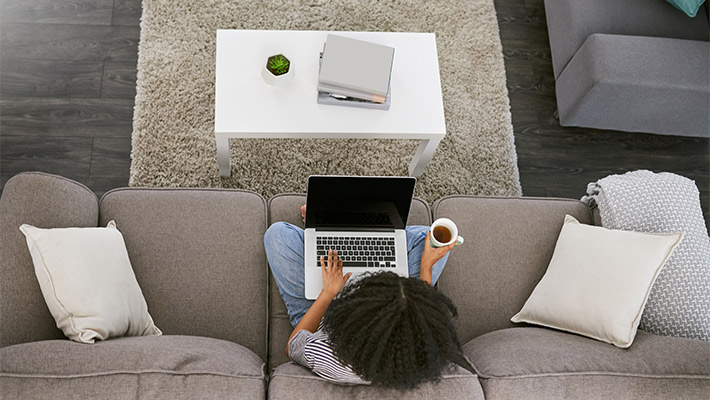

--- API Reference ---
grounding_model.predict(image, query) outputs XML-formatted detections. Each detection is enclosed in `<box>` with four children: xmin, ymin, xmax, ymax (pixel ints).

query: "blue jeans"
<box><xmin>264</xmin><ymin>222</ymin><xmax>450</xmax><ymax>327</ymax></box>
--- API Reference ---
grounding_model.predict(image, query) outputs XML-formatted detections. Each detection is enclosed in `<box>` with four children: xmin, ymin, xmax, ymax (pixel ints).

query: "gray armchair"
<box><xmin>544</xmin><ymin>0</ymin><xmax>710</xmax><ymax>137</ymax></box>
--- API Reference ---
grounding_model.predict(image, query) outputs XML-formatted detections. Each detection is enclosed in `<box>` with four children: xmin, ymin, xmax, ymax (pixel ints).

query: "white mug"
<box><xmin>429</xmin><ymin>218</ymin><xmax>464</xmax><ymax>247</ymax></box>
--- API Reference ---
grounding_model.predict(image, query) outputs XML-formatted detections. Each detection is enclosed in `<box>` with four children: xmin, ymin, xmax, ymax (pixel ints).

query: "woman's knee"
<box><xmin>264</xmin><ymin>222</ymin><xmax>303</xmax><ymax>256</ymax></box>
<box><xmin>265</xmin><ymin>221</ymin><xmax>293</xmax><ymax>243</ymax></box>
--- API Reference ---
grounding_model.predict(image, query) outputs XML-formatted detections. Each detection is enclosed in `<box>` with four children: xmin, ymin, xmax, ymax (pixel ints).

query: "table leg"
<box><xmin>216</xmin><ymin>135</ymin><xmax>231</xmax><ymax>177</ymax></box>
<box><xmin>408</xmin><ymin>138</ymin><xmax>441</xmax><ymax>177</ymax></box>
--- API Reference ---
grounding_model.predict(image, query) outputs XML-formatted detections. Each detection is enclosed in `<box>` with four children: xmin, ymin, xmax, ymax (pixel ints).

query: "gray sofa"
<box><xmin>1</xmin><ymin>172</ymin><xmax>708</xmax><ymax>399</ymax></box>
<box><xmin>544</xmin><ymin>0</ymin><xmax>710</xmax><ymax>137</ymax></box>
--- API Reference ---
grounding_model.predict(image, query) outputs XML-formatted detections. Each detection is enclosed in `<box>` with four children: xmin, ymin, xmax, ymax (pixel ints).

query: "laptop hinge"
<box><xmin>316</xmin><ymin>227</ymin><xmax>396</xmax><ymax>232</ymax></box>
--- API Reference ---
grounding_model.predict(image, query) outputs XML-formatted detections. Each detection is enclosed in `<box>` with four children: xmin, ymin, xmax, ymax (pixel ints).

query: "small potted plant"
<box><xmin>262</xmin><ymin>54</ymin><xmax>293</xmax><ymax>86</ymax></box>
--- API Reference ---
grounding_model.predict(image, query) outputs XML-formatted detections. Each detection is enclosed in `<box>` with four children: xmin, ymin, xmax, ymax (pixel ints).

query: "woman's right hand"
<box><xmin>320</xmin><ymin>249</ymin><xmax>352</xmax><ymax>298</ymax></box>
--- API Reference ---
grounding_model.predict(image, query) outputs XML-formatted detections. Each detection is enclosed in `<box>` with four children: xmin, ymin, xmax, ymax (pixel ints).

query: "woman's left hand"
<box><xmin>419</xmin><ymin>231</ymin><xmax>455</xmax><ymax>284</ymax></box>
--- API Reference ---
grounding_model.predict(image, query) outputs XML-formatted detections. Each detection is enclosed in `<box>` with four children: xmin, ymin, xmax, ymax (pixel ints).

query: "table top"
<box><xmin>215</xmin><ymin>30</ymin><xmax>446</xmax><ymax>139</ymax></box>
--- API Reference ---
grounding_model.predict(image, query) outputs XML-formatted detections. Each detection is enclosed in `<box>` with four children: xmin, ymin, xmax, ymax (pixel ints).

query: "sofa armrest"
<box><xmin>544</xmin><ymin>0</ymin><xmax>709</xmax><ymax>79</ymax></box>
<box><xmin>0</xmin><ymin>172</ymin><xmax>99</xmax><ymax>348</ymax></box>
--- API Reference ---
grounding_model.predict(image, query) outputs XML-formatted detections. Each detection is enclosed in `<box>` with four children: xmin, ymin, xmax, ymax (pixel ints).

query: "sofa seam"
<box><xmin>0</xmin><ymin>370</ymin><xmax>267</xmax><ymax>380</ymax></box>
<box><xmin>475</xmin><ymin>371</ymin><xmax>710</xmax><ymax>380</ymax></box>
<box><xmin>261</xmin><ymin>192</ymin><xmax>272</xmax><ymax>375</ymax></box>
<box><xmin>265</xmin><ymin>192</ymin><xmax>306</xmax><ymax>373</ymax></box>
<box><xmin>432</xmin><ymin>195</ymin><xmax>591</xmax><ymax>218</ymax></box>
<box><xmin>255</xmin><ymin>190</ymin><xmax>269</xmax><ymax>366</ymax></box>
<box><xmin>412</xmin><ymin>196</ymin><xmax>432</xmax><ymax>225</ymax></box>
<box><xmin>99</xmin><ymin>186</ymin><xmax>267</xmax><ymax>205</ymax></box>
<box><xmin>10</xmin><ymin>171</ymin><xmax>97</xmax><ymax>199</ymax></box>
<box><xmin>269</xmin><ymin>371</ymin><xmax>478</xmax><ymax>382</ymax></box>
<box><xmin>435</xmin><ymin>194</ymin><xmax>586</xmax><ymax>203</ymax></box>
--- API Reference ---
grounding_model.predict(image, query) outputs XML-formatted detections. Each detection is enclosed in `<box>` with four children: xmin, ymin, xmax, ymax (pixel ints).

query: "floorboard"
<box><xmin>101</xmin><ymin>61</ymin><xmax>138</xmax><ymax>99</ymax></box>
<box><xmin>0</xmin><ymin>58</ymin><xmax>104</xmax><ymax>98</ymax></box>
<box><xmin>0</xmin><ymin>23</ymin><xmax>139</xmax><ymax>61</ymax></box>
<box><xmin>0</xmin><ymin>136</ymin><xmax>93</xmax><ymax>178</ymax></box>
<box><xmin>0</xmin><ymin>0</ymin><xmax>114</xmax><ymax>26</ymax></box>
<box><xmin>0</xmin><ymin>98</ymin><xmax>134</xmax><ymax>137</ymax></box>
<box><xmin>111</xmin><ymin>0</ymin><xmax>142</xmax><ymax>27</ymax></box>
<box><xmin>89</xmin><ymin>137</ymin><xmax>132</xmax><ymax>179</ymax></box>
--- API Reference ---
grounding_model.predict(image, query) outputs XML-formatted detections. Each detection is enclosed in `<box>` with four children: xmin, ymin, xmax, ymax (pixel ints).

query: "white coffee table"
<box><xmin>215</xmin><ymin>30</ymin><xmax>446</xmax><ymax>177</ymax></box>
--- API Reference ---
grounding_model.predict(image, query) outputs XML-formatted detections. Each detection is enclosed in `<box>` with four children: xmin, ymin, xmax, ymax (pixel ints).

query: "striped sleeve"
<box><xmin>288</xmin><ymin>329</ymin><xmax>369</xmax><ymax>385</ymax></box>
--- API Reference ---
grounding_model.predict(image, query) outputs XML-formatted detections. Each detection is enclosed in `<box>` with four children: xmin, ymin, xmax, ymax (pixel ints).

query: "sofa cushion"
<box><xmin>0</xmin><ymin>335</ymin><xmax>265</xmax><ymax>400</ymax></box>
<box><xmin>511</xmin><ymin>215</ymin><xmax>682</xmax><ymax>348</ymax></box>
<box><xmin>433</xmin><ymin>196</ymin><xmax>594</xmax><ymax>344</ymax></box>
<box><xmin>465</xmin><ymin>327</ymin><xmax>710</xmax><ymax>399</ymax></box>
<box><xmin>99</xmin><ymin>187</ymin><xmax>269</xmax><ymax>361</ymax></box>
<box><xmin>0</xmin><ymin>172</ymin><xmax>99</xmax><ymax>348</ymax></box>
<box><xmin>268</xmin><ymin>362</ymin><xmax>483</xmax><ymax>400</ymax></box>
<box><xmin>265</xmin><ymin>194</ymin><xmax>432</xmax><ymax>371</ymax></box>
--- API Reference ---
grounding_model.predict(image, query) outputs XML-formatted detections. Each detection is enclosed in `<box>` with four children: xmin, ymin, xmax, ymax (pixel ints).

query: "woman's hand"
<box><xmin>301</xmin><ymin>205</ymin><xmax>306</xmax><ymax>223</ymax></box>
<box><xmin>321</xmin><ymin>249</ymin><xmax>352</xmax><ymax>298</ymax></box>
<box><xmin>287</xmin><ymin>249</ymin><xmax>351</xmax><ymax>357</ymax></box>
<box><xmin>420</xmin><ymin>230</ymin><xmax>455</xmax><ymax>284</ymax></box>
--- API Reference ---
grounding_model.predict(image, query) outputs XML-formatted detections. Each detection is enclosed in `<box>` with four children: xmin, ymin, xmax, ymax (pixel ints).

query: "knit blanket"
<box><xmin>582</xmin><ymin>170</ymin><xmax>710</xmax><ymax>341</ymax></box>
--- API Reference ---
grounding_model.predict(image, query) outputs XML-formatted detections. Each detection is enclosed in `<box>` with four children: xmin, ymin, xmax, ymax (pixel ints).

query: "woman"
<box><xmin>264</xmin><ymin>207</ymin><xmax>472</xmax><ymax>389</ymax></box>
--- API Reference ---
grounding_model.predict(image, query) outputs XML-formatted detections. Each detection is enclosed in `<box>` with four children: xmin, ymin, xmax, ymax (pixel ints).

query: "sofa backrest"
<box><xmin>0</xmin><ymin>172</ymin><xmax>99</xmax><ymax>348</ymax></box>
<box><xmin>433</xmin><ymin>196</ymin><xmax>594</xmax><ymax>345</ymax></box>
<box><xmin>99</xmin><ymin>187</ymin><xmax>269</xmax><ymax>361</ymax></box>
<box><xmin>1</xmin><ymin>173</ymin><xmax>594</xmax><ymax>369</ymax></box>
<box><xmin>265</xmin><ymin>194</ymin><xmax>433</xmax><ymax>370</ymax></box>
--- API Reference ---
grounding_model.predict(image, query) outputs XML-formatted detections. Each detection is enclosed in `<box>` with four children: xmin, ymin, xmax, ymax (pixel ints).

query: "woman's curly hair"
<box><xmin>321</xmin><ymin>271</ymin><xmax>472</xmax><ymax>389</ymax></box>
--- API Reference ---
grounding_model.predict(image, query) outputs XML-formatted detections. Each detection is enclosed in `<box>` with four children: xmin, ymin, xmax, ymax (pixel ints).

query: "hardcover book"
<box><xmin>317</xmin><ymin>82</ymin><xmax>388</xmax><ymax>104</ymax></box>
<box><xmin>317</xmin><ymin>51</ymin><xmax>391</xmax><ymax>110</ymax></box>
<box><xmin>316</xmin><ymin>88</ymin><xmax>391</xmax><ymax>110</ymax></box>
<box><xmin>318</xmin><ymin>34</ymin><xmax>395</xmax><ymax>98</ymax></box>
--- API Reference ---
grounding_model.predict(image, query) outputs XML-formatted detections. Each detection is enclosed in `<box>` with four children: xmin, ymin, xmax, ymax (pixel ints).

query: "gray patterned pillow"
<box><xmin>584</xmin><ymin>170</ymin><xmax>710</xmax><ymax>341</ymax></box>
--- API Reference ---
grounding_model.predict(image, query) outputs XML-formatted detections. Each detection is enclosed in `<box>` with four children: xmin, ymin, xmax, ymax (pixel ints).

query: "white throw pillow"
<box><xmin>20</xmin><ymin>221</ymin><xmax>162</xmax><ymax>343</ymax></box>
<box><xmin>511</xmin><ymin>215</ymin><xmax>683</xmax><ymax>348</ymax></box>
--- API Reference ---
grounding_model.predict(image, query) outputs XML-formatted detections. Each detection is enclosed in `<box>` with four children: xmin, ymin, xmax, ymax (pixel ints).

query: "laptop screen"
<box><xmin>305</xmin><ymin>176</ymin><xmax>416</xmax><ymax>230</ymax></box>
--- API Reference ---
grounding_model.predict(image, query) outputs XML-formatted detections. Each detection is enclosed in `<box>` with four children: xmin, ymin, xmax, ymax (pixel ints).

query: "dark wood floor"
<box><xmin>1</xmin><ymin>0</ymin><xmax>708</xmax><ymax>226</ymax></box>
<box><xmin>0</xmin><ymin>0</ymin><xmax>140</xmax><ymax>195</ymax></box>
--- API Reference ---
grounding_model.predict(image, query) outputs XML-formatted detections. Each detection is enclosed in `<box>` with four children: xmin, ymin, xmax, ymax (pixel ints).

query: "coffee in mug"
<box><xmin>433</xmin><ymin>225</ymin><xmax>452</xmax><ymax>243</ymax></box>
<box><xmin>429</xmin><ymin>218</ymin><xmax>464</xmax><ymax>247</ymax></box>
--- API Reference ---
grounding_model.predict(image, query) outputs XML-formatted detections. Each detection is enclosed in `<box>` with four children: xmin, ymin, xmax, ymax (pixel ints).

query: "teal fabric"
<box><xmin>665</xmin><ymin>0</ymin><xmax>706</xmax><ymax>17</ymax></box>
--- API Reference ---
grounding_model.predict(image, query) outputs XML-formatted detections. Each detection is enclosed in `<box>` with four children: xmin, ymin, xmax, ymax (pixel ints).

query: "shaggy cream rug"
<box><xmin>131</xmin><ymin>0</ymin><xmax>522</xmax><ymax>202</ymax></box>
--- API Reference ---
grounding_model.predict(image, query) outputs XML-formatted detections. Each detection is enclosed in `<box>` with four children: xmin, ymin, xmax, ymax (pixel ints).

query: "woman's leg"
<box><xmin>405</xmin><ymin>225</ymin><xmax>449</xmax><ymax>284</ymax></box>
<box><xmin>264</xmin><ymin>222</ymin><xmax>314</xmax><ymax>327</ymax></box>
<box><xmin>265</xmin><ymin>223</ymin><xmax>449</xmax><ymax>327</ymax></box>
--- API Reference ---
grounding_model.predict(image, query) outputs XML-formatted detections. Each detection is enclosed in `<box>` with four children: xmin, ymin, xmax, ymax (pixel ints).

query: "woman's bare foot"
<box><xmin>301</xmin><ymin>205</ymin><xmax>306</xmax><ymax>223</ymax></box>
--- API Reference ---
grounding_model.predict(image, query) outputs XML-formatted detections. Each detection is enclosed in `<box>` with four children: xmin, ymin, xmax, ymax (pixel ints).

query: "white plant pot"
<box><xmin>262</xmin><ymin>61</ymin><xmax>294</xmax><ymax>87</ymax></box>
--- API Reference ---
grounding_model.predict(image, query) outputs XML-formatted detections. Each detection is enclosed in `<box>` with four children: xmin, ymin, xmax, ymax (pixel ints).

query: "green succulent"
<box><xmin>267</xmin><ymin>55</ymin><xmax>290</xmax><ymax>75</ymax></box>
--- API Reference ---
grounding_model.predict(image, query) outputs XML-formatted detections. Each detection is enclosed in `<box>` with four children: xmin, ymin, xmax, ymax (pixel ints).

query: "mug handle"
<box><xmin>455</xmin><ymin>236</ymin><xmax>464</xmax><ymax>245</ymax></box>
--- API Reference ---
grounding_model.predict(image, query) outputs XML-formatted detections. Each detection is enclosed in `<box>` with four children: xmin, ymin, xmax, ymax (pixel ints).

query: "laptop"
<box><xmin>304</xmin><ymin>175</ymin><xmax>416</xmax><ymax>299</ymax></box>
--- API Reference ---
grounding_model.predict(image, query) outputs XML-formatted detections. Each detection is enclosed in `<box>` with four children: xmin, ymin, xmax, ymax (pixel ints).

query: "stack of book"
<box><xmin>317</xmin><ymin>34</ymin><xmax>394</xmax><ymax>110</ymax></box>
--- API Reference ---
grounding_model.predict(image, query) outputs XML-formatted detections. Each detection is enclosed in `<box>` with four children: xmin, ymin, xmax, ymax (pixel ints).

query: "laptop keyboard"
<box><xmin>316</xmin><ymin>236</ymin><xmax>397</xmax><ymax>268</ymax></box>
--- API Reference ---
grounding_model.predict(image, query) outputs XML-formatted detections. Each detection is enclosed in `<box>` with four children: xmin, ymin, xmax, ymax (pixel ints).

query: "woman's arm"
<box><xmin>419</xmin><ymin>230</ymin><xmax>456</xmax><ymax>285</ymax></box>
<box><xmin>286</xmin><ymin>249</ymin><xmax>351</xmax><ymax>357</ymax></box>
